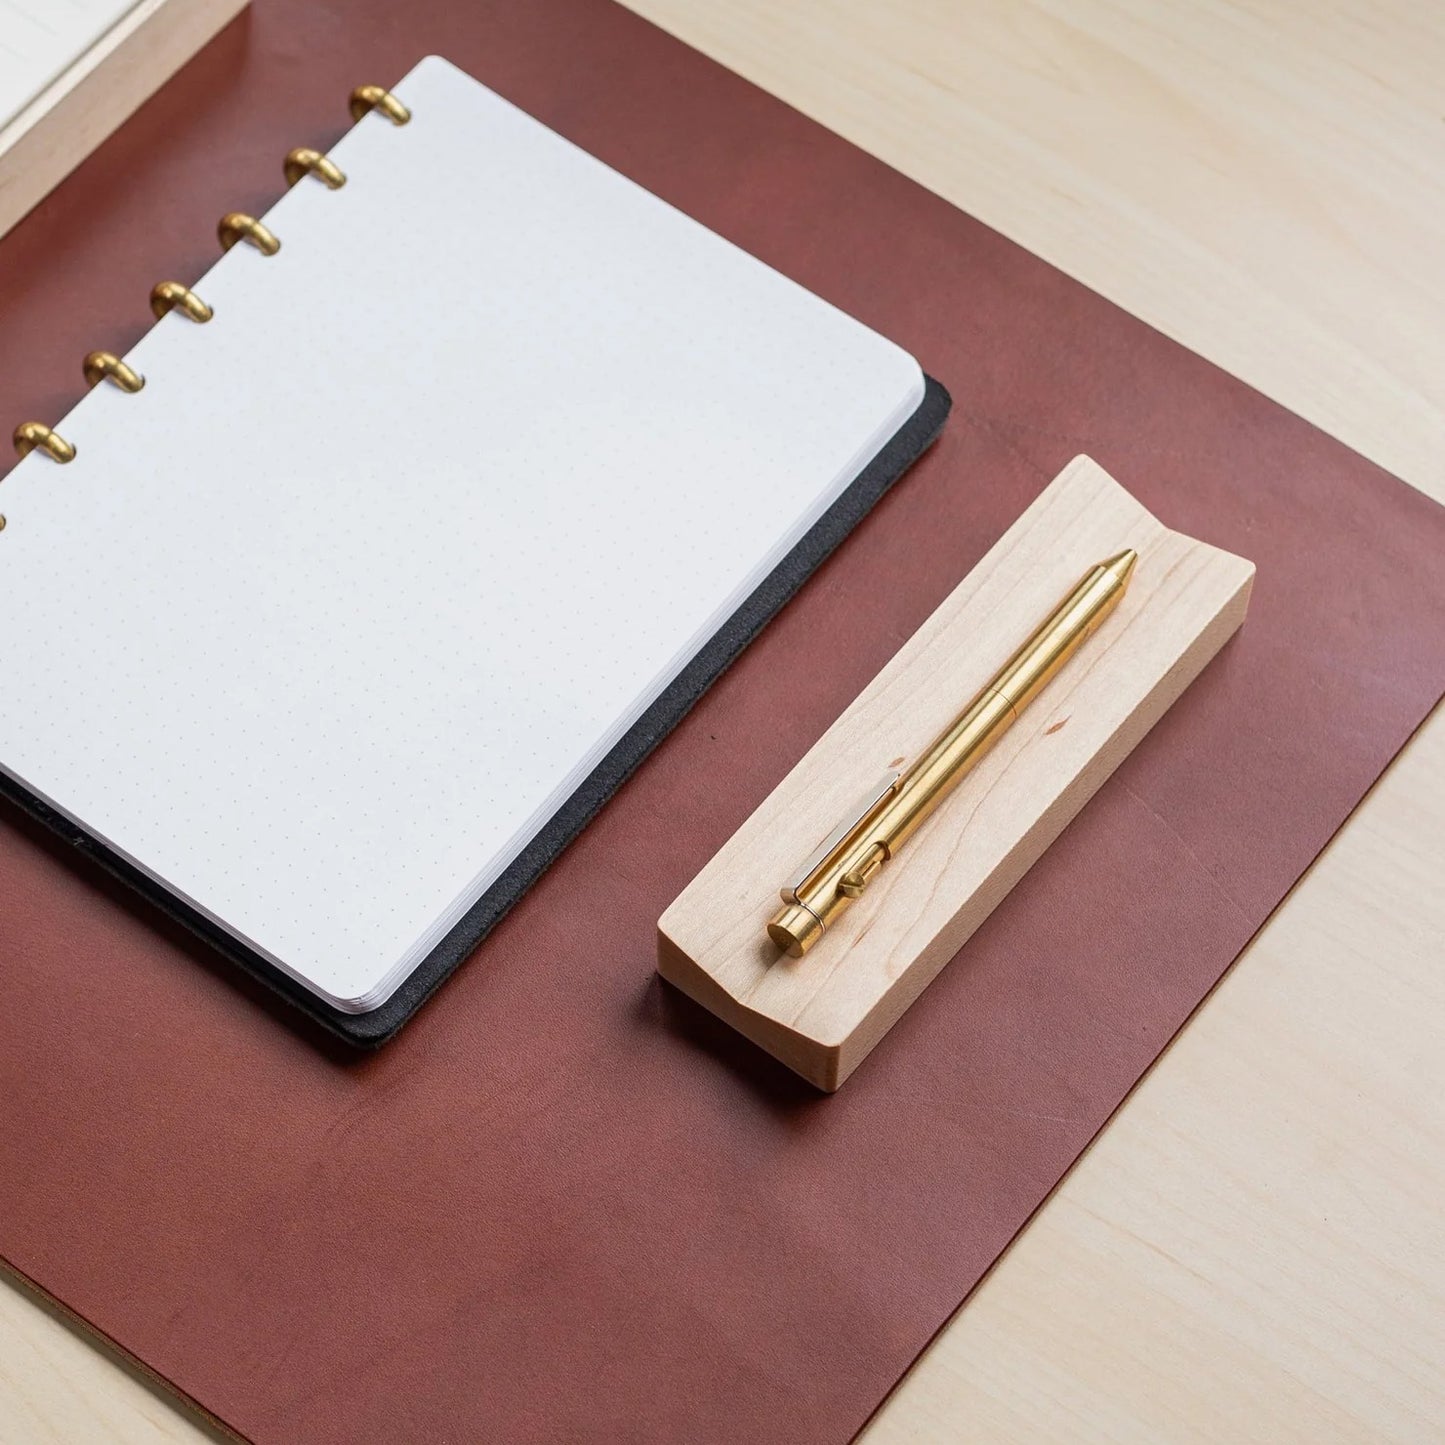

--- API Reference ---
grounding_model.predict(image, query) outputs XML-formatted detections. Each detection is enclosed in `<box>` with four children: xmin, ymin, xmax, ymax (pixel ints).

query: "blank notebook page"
<box><xmin>0</xmin><ymin>56</ymin><xmax>924</xmax><ymax>1012</ymax></box>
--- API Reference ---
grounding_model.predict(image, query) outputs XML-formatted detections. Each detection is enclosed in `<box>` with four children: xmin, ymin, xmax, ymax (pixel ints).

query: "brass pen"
<box><xmin>768</xmin><ymin>549</ymin><xmax>1138</xmax><ymax>957</ymax></box>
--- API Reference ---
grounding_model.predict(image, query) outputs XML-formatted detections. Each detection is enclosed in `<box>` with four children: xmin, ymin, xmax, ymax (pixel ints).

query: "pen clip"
<box><xmin>784</xmin><ymin>771</ymin><xmax>901</xmax><ymax>901</ymax></box>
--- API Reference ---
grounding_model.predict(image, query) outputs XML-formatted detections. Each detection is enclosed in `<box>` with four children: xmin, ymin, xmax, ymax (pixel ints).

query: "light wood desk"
<box><xmin>3</xmin><ymin>1</ymin><xmax>1441</xmax><ymax>1438</ymax></box>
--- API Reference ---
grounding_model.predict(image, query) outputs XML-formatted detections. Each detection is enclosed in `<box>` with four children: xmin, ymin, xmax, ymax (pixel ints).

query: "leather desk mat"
<box><xmin>2</xmin><ymin>2</ymin><xmax>1443</xmax><ymax>1441</ymax></box>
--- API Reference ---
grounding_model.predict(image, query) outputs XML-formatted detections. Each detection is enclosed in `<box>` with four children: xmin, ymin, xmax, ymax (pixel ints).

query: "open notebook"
<box><xmin>0</xmin><ymin>56</ymin><xmax>946</xmax><ymax>1040</ymax></box>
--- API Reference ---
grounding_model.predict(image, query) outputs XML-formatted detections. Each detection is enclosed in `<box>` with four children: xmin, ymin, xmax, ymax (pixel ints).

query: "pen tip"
<box><xmin>1101</xmin><ymin>548</ymin><xmax>1138</xmax><ymax>588</ymax></box>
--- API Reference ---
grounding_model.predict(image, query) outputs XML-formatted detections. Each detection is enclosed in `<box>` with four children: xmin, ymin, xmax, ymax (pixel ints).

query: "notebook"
<box><xmin>0</xmin><ymin>55</ymin><xmax>946</xmax><ymax>1041</ymax></box>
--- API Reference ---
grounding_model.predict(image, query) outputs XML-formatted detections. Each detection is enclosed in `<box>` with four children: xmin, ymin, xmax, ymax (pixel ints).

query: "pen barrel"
<box><xmin>768</xmin><ymin>550</ymin><xmax>1135</xmax><ymax>957</ymax></box>
<box><xmin>857</xmin><ymin>688</ymin><xmax>1014</xmax><ymax>859</ymax></box>
<box><xmin>862</xmin><ymin>558</ymin><xmax>1129</xmax><ymax>857</ymax></box>
<box><xmin>988</xmin><ymin>559</ymin><xmax>1127</xmax><ymax>715</ymax></box>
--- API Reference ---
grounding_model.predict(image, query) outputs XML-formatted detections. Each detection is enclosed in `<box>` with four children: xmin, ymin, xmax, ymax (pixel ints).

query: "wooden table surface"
<box><xmin>3</xmin><ymin>1</ymin><xmax>1442</xmax><ymax>1439</ymax></box>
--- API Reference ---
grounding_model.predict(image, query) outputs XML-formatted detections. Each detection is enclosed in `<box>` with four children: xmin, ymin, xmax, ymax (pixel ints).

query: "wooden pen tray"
<box><xmin>657</xmin><ymin>455</ymin><xmax>1255</xmax><ymax>1090</ymax></box>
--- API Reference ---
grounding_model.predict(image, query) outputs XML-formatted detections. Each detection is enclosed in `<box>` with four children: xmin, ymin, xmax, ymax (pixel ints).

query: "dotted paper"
<box><xmin>0</xmin><ymin>56</ymin><xmax>924</xmax><ymax>1011</ymax></box>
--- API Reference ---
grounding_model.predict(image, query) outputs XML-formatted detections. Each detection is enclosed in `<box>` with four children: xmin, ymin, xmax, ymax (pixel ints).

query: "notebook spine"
<box><xmin>6</xmin><ymin>83</ymin><xmax>411</xmax><ymax>488</ymax></box>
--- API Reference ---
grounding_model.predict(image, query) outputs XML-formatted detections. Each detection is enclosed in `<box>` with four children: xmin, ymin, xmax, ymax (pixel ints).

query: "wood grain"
<box><xmin>0</xmin><ymin>0</ymin><xmax>249</xmax><ymax>241</ymax></box>
<box><xmin>660</xmin><ymin>458</ymin><xmax>1252</xmax><ymax>1089</ymax></box>
<box><xmin>862</xmin><ymin>741</ymin><xmax>1445</xmax><ymax>1442</ymax></box>
<box><xmin>625</xmin><ymin>0</ymin><xmax>1445</xmax><ymax>500</ymax></box>
<box><xmin>4</xmin><ymin>0</ymin><xmax>1444</xmax><ymax>1438</ymax></box>
<box><xmin>0</xmin><ymin>1265</ymin><xmax>231</xmax><ymax>1444</ymax></box>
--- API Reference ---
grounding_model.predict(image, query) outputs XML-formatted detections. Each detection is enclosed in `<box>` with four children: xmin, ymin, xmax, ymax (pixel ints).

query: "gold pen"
<box><xmin>767</xmin><ymin>549</ymin><xmax>1139</xmax><ymax>957</ymax></box>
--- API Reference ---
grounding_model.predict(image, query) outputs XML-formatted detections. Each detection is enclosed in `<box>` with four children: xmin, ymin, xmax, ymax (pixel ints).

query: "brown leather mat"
<box><xmin>2</xmin><ymin>3</ymin><xmax>1442</xmax><ymax>1441</ymax></box>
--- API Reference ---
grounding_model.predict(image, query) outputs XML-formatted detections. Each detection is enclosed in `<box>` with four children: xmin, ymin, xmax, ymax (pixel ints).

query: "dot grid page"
<box><xmin>0</xmin><ymin>56</ymin><xmax>923</xmax><ymax>1011</ymax></box>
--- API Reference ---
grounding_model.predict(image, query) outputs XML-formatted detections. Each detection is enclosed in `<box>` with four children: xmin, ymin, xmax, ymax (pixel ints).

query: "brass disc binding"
<box><xmin>218</xmin><ymin>212</ymin><xmax>281</xmax><ymax>254</ymax></box>
<box><xmin>13</xmin><ymin>421</ymin><xmax>76</xmax><ymax>464</ymax></box>
<box><xmin>83</xmin><ymin>351</ymin><xmax>145</xmax><ymax>392</ymax></box>
<box><xmin>349</xmin><ymin>84</ymin><xmax>410</xmax><ymax>125</ymax></box>
<box><xmin>284</xmin><ymin>146</ymin><xmax>346</xmax><ymax>189</ymax></box>
<box><xmin>5</xmin><ymin>76</ymin><xmax>418</xmax><ymax>520</ymax></box>
<box><xmin>151</xmin><ymin>281</ymin><xmax>213</xmax><ymax>322</ymax></box>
